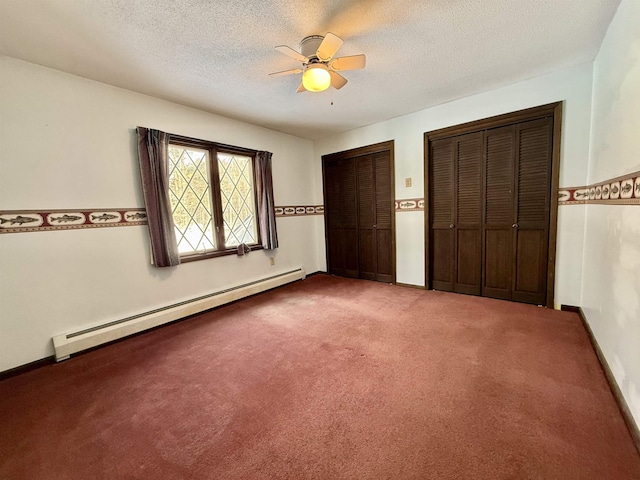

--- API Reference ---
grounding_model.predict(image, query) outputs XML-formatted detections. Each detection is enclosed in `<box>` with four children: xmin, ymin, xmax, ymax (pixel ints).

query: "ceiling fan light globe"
<box><xmin>302</xmin><ymin>64</ymin><xmax>331</xmax><ymax>92</ymax></box>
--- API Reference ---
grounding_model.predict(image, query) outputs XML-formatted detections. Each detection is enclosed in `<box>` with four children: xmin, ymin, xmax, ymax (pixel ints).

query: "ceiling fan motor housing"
<box><xmin>300</xmin><ymin>35</ymin><xmax>324</xmax><ymax>61</ymax></box>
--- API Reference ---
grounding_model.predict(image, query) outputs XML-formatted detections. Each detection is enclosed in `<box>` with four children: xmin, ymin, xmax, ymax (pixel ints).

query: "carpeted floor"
<box><xmin>1</xmin><ymin>274</ymin><xmax>639</xmax><ymax>479</ymax></box>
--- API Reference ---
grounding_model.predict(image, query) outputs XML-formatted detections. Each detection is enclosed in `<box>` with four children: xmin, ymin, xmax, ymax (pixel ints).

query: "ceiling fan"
<box><xmin>270</xmin><ymin>33</ymin><xmax>366</xmax><ymax>93</ymax></box>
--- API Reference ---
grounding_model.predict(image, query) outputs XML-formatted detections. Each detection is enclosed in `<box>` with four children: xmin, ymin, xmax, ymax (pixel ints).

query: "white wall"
<box><xmin>314</xmin><ymin>63</ymin><xmax>594</xmax><ymax>303</ymax></box>
<box><xmin>0</xmin><ymin>56</ymin><xmax>323</xmax><ymax>371</ymax></box>
<box><xmin>582</xmin><ymin>0</ymin><xmax>640</xmax><ymax>427</ymax></box>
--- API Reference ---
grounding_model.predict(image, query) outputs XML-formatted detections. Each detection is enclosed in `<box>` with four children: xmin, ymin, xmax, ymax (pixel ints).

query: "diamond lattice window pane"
<box><xmin>218</xmin><ymin>153</ymin><xmax>258</xmax><ymax>247</ymax></box>
<box><xmin>168</xmin><ymin>145</ymin><xmax>216</xmax><ymax>254</ymax></box>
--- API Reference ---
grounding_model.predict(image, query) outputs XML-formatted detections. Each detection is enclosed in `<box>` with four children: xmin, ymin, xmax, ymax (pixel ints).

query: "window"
<box><xmin>167</xmin><ymin>135</ymin><xmax>260</xmax><ymax>260</ymax></box>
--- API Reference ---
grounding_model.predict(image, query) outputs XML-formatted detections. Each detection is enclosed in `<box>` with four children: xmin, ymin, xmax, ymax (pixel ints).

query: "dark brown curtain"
<box><xmin>136</xmin><ymin>127</ymin><xmax>180</xmax><ymax>267</ymax></box>
<box><xmin>254</xmin><ymin>151</ymin><xmax>278</xmax><ymax>250</ymax></box>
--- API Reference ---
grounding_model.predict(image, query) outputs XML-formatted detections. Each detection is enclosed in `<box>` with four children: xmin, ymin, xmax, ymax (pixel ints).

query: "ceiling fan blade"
<box><xmin>269</xmin><ymin>68</ymin><xmax>303</xmax><ymax>77</ymax></box>
<box><xmin>316</xmin><ymin>32</ymin><xmax>343</xmax><ymax>62</ymax></box>
<box><xmin>330</xmin><ymin>54</ymin><xmax>366</xmax><ymax>72</ymax></box>
<box><xmin>330</xmin><ymin>71</ymin><xmax>348</xmax><ymax>90</ymax></box>
<box><xmin>275</xmin><ymin>45</ymin><xmax>308</xmax><ymax>63</ymax></box>
<box><xmin>296</xmin><ymin>82</ymin><xmax>307</xmax><ymax>93</ymax></box>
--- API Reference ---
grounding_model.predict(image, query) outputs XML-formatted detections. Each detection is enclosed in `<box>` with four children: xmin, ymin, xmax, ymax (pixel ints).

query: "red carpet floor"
<box><xmin>1</xmin><ymin>274</ymin><xmax>639</xmax><ymax>479</ymax></box>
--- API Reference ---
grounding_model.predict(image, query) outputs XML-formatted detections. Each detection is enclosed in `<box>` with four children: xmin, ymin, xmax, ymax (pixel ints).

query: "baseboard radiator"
<box><xmin>52</xmin><ymin>268</ymin><xmax>306</xmax><ymax>362</ymax></box>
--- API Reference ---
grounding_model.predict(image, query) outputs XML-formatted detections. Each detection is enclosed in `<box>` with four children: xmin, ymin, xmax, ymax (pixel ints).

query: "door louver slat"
<box><xmin>456</xmin><ymin>135</ymin><xmax>482</xmax><ymax>224</ymax></box>
<box><xmin>431</xmin><ymin>139</ymin><xmax>454</xmax><ymax>224</ymax></box>
<box><xmin>485</xmin><ymin>128</ymin><xmax>514</xmax><ymax>224</ymax></box>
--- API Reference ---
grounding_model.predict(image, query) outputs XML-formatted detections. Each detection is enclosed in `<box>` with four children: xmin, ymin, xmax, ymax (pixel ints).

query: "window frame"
<box><xmin>168</xmin><ymin>134</ymin><xmax>263</xmax><ymax>262</ymax></box>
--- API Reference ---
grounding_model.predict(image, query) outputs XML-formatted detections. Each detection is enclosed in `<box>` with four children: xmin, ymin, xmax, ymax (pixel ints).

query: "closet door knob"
<box><xmin>449</xmin><ymin>224</ymin><xmax>455</xmax><ymax>229</ymax></box>
<box><xmin>512</xmin><ymin>223</ymin><xmax>519</xmax><ymax>228</ymax></box>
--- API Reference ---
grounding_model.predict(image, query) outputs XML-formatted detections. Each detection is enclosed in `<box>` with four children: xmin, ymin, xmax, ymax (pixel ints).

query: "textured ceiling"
<box><xmin>0</xmin><ymin>0</ymin><xmax>621</xmax><ymax>140</ymax></box>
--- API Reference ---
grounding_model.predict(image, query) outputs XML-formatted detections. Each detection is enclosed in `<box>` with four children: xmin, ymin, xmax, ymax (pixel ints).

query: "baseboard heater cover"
<box><xmin>52</xmin><ymin>268</ymin><xmax>306</xmax><ymax>361</ymax></box>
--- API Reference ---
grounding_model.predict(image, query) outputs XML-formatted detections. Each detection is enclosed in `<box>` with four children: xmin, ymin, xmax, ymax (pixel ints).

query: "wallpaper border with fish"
<box><xmin>3</xmin><ymin>170</ymin><xmax>637</xmax><ymax>234</ymax></box>
<box><xmin>0</xmin><ymin>209</ymin><xmax>148</xmax><ymax>234</ymax></box>
<box><xmin>275</xmin><ymin>205</ymin><xmax>324</xmax><ymax>217</ymax></box>
<box><xmin>558</xmin><ymin>170</ymin><xmax>640</xmax><ymax>205</ymax></box>
<box><xmin>395</xmin><ymin>198</ymin><xmax>425</xmax><ymax>212</ymax></box>
<box><xmin>0</xmin><ymin>205</ymin><xmax>325</xmax><ymax>234</ymax></box>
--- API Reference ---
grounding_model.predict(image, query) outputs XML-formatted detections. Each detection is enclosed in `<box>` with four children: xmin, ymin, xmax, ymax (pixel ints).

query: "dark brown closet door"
<box><xmin>358</xmin><ymin>152</ymin><xmax>393</xmax><ymax>283</ymax></box>
<box><xmin>430</xmin><ymin>133</ymin><xmax>482</xmax><ymax>294</ymax></box>
<box><xmin>373</xmin><ymin>152</ymin><xmax>394</xmax><ymax>283</ymax></box>
<box><xmin>454</xmin><ymin>132</ymin><xmax>483</xmax><ymax>295</ymax></box>
<box><xmin>323</xmin><ymin>142</ymin><xmax>395</xmax><ymax>283</ymax></box>
<box><xmin>426</xmin><ymin>103</ymin><xmax>559</xmax><ymax>306</ymax></box>
<box><xmin>430</xmin><ymin>137</ymin><xmax>455</xmax><ymax>291</ymax></box>
<box><xmin>482</xmin><ymin>125</ymin><xmax>516</xmax><ymax>300</ymax></box>
<box><xmin>325</xmin><ymin>158</ymin><xmax>358</xmax><ymax>278</ymax></box>
<box><xmin>512</xmin><ymin>118</ymin><xmax>552</xmax><ymax>304</ymax></box>
<box><xmin>358</xmin><ymin>155</ymin><xmax>376</xmax><ymax>280</ymax></box>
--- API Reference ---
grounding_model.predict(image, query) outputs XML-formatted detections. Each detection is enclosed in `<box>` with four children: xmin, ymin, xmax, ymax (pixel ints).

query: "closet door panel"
<box><xmin>357</xmin><ymin>155</ymin><xmax>376</xmax><ymax>280</ymax></box>
<box><xmin>376</xmin><ymin>229</ymin><xmax>393</xmax><ymax>282</ymax></box>
<box><xmin>325</xmin><ymin>162</ymin><xmax>342</xmax><ymax>225</ymax></box>
<box><xmin>482</xmin><ymin>126</ymin><xmax>515</xmax><ymax>299</ymax></box>
<box><xmin>342</xmin><ymin>158</ymin><xmax>359</xmax><ymax>278</ymax></box>
<box><xmin>484</xmin><ymin>229</ymin><xmax>511</xmax><ymax>298</ymax></box>
<box><xmin>431</xmin><ymin>139</ymin><xmax>454</xmax><ymax>226</ymax></box>
<box><xmin>358</xmin><ymin>229</ymin><xmax>376</xmax><ymax>281</ymax></box>
<box><xmin>456</xmin><ymin>134</ymin><xmax>483</xmax><ymax>224</ymax></box>
<box><xmin>430</xmin><ymin>138</ymin><xmax>454</xmax><ymax>291</ymax></box>
<box><xmin>455</xmin><ymin>229</ymin><xmax>481</xmax><ymax>294</ymax></box>
<box><xmin>512</xmin><ymin>119</ymin><xmax>551</xmax><ymax>304</ymax></box>
<box><xmin>454</xmin><ymin>133</ymin><xmax>482</xmax><ymax>295</ymax></box>
<box><xmin>374</xmin><ymin>152</ymin><xmax>393</xmax><ymax>282</ymax></box>
<box><xmin>324</xmin><ymin>161</ymin><xmax>345</xmax><ymax>275</ymax></box>
<box><xmin>374</xmin><ymin>153</ymin><xmax>392</xmax><ymax>229</ymax></box>
<box><xmin>515</xmin><ymin>123</ymin><xmax>551</xmax><ymax>227</ymax></box>
<box><xmin>343</xmin><ymin>229</ymin><xmax>359</xmax><ymax>278</ymax></box>
<box><xmin>327</xmin><ymin>230</ymin><xmax>344</xmax><ymax>275</ymax></box>
<box><xmin>514</xmin><ymin>230</ymin><xmax>545</xmax><ymax>294</ymax></box>
<box><xmin>342</xmin><ymin>158</ymin><xmax>358</xmax><ymax>227</ymax></box>
<box><xmin>432</xmin><ymin>230</ymin><xmax>453</xmax><ymax>289</ymax></box>
<box><xmin>324</xmin><ymin>159</ymin><xmax>358</xmax><ymax>277</ymax></box>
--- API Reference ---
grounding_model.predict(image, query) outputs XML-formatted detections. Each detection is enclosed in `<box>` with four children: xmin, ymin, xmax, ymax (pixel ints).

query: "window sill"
<box><xmin>179</xmin><ymin>245</ymin><xmax>263</xmax><ymax>263</ymax></box>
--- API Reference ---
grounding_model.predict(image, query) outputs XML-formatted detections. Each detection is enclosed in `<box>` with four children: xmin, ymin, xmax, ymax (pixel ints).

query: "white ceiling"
<box><xmin>0</xmin><ymin>0</ymin><xmax>620</xmax><ymax>140</ymax></box>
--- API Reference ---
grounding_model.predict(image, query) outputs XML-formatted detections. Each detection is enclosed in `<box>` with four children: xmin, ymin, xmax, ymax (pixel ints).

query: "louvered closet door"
<box><xmin>358</xmin><ymin>155</ymin><xmax>377</xmax><ymax>281</ymax></box>
<box><xmin>430</xmin><ymin>133</ymin><xmax>482</xmax><ymax>293</ymax></box>
<box><xmin>374</xmin><ymin>152</ymin><xmax>393</xmax><ymax>282</ymax></box>
<box><xmin>341</xmin><ymin>158</ymin><xmax>359</xmax><ymax>278</ymax></box>
<box><xmin>325</xmin><ymin>158</ymin><xmax>359</xmax><ymax>278</ymax></box>
<box><xmin>430</xmin><ymin>138</ymin><xmax>455</xmax><ymax>291</ymax></box>
<box><xmin>454</xmin><ymin>132</ymin><xmax>483</xmax><ymax>295</ymax></box>
<box><xmin>512</xmin><ymin>118</ymin><xmax>552</xmax><ymax>304</ymax></box>
<box><xmin>325</xmin><ymin>160</ymin><xmax>344</xmax><ymax>275</ymax></box>
<box><xmin>482</xmin><ymin>125</ymin><xmax>516</xmax><ymax>300</ymax></box>
<box><xmin>428</xmin><ymin>114</ymin><xmax>553</xmax><ymax>304</ymax></box>
<box><xmin>357</xmin><ymin>152</ymin><xmax>393</xmax><ymax>283</ymax></box>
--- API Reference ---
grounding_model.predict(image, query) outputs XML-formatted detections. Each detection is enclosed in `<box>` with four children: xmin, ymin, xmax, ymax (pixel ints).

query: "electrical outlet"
<box><xmin>405</xmin><ymin>177</ymin><xmax>412</xmax><ymax>187</ymax></box>
<box><xmin>270</xmin><ymin>257</ymin><xmax>275</xmax><ymax>266</ymax></box>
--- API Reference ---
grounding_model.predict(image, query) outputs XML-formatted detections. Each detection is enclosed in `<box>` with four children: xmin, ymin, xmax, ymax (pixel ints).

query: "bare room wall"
<box><xmin>0</xmin><ymin>57</ymin><xmax>324</xmax><ymax>371</ymax></box>
<box><xmin>582</xmin><ymin>0</ymin><xmax>640</xmax><ymax>427</ymax></box>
